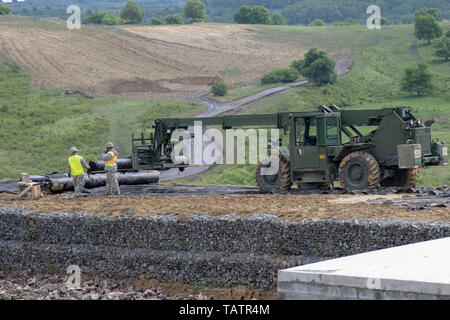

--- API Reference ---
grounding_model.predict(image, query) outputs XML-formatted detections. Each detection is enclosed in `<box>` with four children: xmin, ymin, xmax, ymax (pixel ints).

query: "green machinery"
<box><xmin>131</xmin><ymin>105</ymin><xmax>447</xmax><ymax>192</ymax></box>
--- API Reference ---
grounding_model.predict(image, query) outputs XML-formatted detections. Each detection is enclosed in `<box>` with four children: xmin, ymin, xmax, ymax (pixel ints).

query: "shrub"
<box><xmin>164</xmin><ymin>14</ymin><xmax>184</xmax><ymax>25</ymax></box>
<box><xmin>433</xmin><ymin>36</ymin><xmax>450</xmax><ymax>61</ymax></box>
<box><xmin>150</xmin><ymin>17</ymin><xmax>164</xmax><ymax>25</ymax></box>
<box><xmin>401</xmin><ymin>63</ymin><xmax>434</xmax><ymax>96</ymax></box>
<box><xmin>211</xmin><ymin>81</ymin><xmax>228</xmax><ymax>96</ymax></box>
<box><xmin>291</xmin><ymin>48</ymin><xmax>337</xmax><ymax>86</ymax></box>
<box><xmin>345</xmin><ymin>18</ymin><xmax>358</xmax><ymax>25</ymax></box>
<box><xmin>86</xmin><ymin>12</ymin><xmax>107</xmax><ymax>24</ymax></box>
<box><xmin>271</xmin><ymin>14</ymin><xmax>286</xmax><ymax>25</ymax></box>
<box><xmin>261</xmin><ymin>68</ymin><xmax>299</xmax><ymax>85</ymax></box>
<box><xmin>101</xmin><ymin>14</ymin><xmax>122</xmax><ymax>25</ymax></box>
<box><xmin>0</xmin><ymin>4</ymin><xmax>12</xmax><ymax>15</ymax></box>
<box><xmin>234</xmin><ymin>5</ymin><xmax>270</xmax><ymax>25</ymax></box>
<box><xmin>309</xmin><ymin>19</ymin><xmax>326</xmax><ymax>27</ymax></box>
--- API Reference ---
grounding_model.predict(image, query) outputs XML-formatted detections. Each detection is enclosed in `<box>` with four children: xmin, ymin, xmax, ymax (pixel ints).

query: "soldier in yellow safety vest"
<box><xmin>67</xmin><ymin>147</ymin><xmax>90</xmax><ymax>196</ymax></box>
<box><xmin>102</xmin><ymin>142</ymin><xmax>120</xmax><ymax>195</ymax></box>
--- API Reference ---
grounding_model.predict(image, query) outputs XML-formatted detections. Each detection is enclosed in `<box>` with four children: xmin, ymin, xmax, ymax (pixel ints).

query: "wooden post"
<box><xmin>32</xmin><ymin>185</ymin><xmax>42</xmax><ymax>200</ymax></box>
<box><xmin>21</xmin><ymin>173</ymin><xmax>31</xmax><ymax>182</ymax></box>
<box><xmin>17</xmin><ymin>181</ymin><xmax>41</xmax><ymax>200</ymax></box>
<box><xmin>17</xmin><ymin>185</ymin><xmax>32</xmax><ymax>198</ymax></box>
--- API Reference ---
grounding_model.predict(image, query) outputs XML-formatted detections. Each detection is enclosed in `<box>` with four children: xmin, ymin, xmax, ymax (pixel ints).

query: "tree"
<box><xmin>101</xmin><ymin>13</ymin><xmax>122</xmax><ymax>25</ymax></box>
<box><xmin>120</xmin><ymin>1</ymin><xmax>144</xmax><ymax>24</ymax></box>
<box><xmin>0</xmin><ymin>4</ymin><xmax>11</xmax><ymax>15</ymax></box>
<box><xmin>415</xmin><ymin>14</ymin><xmax>443</xmax><ymax>44</ymax></box>
<box><xmin>446</xmin><ymin>31</ymin><xmax>450</xmax><ymax>38</ymax></box>
<box><xmin>434</xmin><ymin>36</ymin><xmax>450</xmax><ymax>61</ymax></box>
<box><xmin>211</xmin><ymin>81</ymin><xmax>228</xmax><ymax>96</ymax></box>
<box><xmin>415</xmin><ymin>8</ymin><xmax>442</xmax><ymax>21</ymax></box>
<box><xmin>164</xmin><ymin>14</ymin><xmax>183</xmax><ymax>25</ymax></box>
<box><xmin>271</xmin><ymin>14</ymin><xmax>286</xmax><ymax>26</ymax></box>
<box><xmin>183</xmin><ymin>0</ymin><xmax>206</xmax><ymax>23</ymax></box>
<box><xmin>150</xmin><ymin>17</ymin><xmax>164</xmax><ymax>25</ymax></box>
<box><xmin>234</xmin><ymin>6</ymin><xmax>270</xmax><ymax>25</ymax></box>
<box><xmin>86</xmin><ymin>12</ymin><xmax>107</xmax><ymax>24</ymax></box>
<box><xmin>291</xmin><ymin>48</ymin><xmax>336</xmax><ymax>86</ymax></box>
<box><xmin>261</xmin><ymin>68</ymin><xmax>299</xmax><ymax>85</ymax></box>
<box><xmin>309</xmin><ymin>19</ymin><xmax>326</xmax><ymax>26</ymax></box>
<box><xmin>401</xmin><ymin>63</ymin><xmax>434</xmax><ymax>96</ymax></box>
<box><xmin>381</xmin><ymin>17</ymin><xmax>388</xmax><ymax>25</ymax></box>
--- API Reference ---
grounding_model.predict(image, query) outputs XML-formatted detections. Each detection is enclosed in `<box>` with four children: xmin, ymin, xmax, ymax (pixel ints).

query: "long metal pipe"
<box><xmin>30</xmin><ymin>172</ymin><xmax>159</xmax><ymax>193</ymax></box>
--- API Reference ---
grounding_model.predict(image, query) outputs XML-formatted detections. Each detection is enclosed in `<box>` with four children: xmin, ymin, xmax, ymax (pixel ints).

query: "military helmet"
<box><xmin>69</xmin><ymin>147</ymin><xmax>78</xmax><ymax>154</ymax></box>
<box><xmin>105</xmin><ymin>142</ymin><xmax>114</xmax><ymax>148</ymax></box>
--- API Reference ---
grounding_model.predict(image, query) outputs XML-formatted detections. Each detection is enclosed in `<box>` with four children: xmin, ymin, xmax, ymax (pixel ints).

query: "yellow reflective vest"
<box><xmin>68</xmin><ymin>155</ymin><xmax>85</xmax><ymax>176</ymax></box>
<box><xmin>105</xmin><ymin>151</ymin><xmax>117</xmax><ymax>167</ymax></box>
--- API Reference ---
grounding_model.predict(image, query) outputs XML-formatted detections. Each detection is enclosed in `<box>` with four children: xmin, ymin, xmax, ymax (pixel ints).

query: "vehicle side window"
<box><xmin>295</xmin><ymin>118</ymin><xmax>305</xmax><ymax>145</ymax></box>
<box><xmin>327</xmin><ymin>118</ymin><xmax>338</xmax><ymax>138</ymax></box>
<box><xmin>304</xmin><ymin>118</ymin><xmax>317</xmax><ymax>146</ymax></box>
<box><xmin>325</xmin><ymin>117</ymin><xmax>339</xmax><ymax>144</ymax></box>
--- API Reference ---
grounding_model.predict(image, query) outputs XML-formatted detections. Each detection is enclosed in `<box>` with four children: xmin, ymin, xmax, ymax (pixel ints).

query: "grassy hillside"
<box><xmin>178</xmin><ymin>24</ymin><xmax>450</xmax><ymax>187</ymax></box>
<box><xmin>0</xmin><ymin>61</ymin><xmax>204</xmax><ymax>179</ymax></box>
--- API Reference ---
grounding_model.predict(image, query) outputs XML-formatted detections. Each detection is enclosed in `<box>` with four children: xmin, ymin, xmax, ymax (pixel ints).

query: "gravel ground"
<box><xmin>0</xmin><ymin>190</ymin><xmax>448</xmax><ymax>221</ymax></box>
<box><xmin>0</xmin><ymin>270</ymin><xmax>213</xmax><ymax>300</ymax></box>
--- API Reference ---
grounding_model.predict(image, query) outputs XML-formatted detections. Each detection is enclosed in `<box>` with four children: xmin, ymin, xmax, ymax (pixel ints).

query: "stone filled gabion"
<box><xmin>0</xmin><ymin>207</ymin><xmax>449</xmax><ymax>289</ymax></box>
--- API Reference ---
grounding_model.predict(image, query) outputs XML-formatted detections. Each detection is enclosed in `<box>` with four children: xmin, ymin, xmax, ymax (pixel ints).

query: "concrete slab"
<box><xmin>278</xmin><ymin>237</ymin><xmax>450</xmax><ymax>300</ymax></box>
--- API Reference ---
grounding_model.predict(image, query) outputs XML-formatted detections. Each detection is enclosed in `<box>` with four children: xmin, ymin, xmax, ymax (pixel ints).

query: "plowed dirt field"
<box><xmin>0</xmin><ymin>17</ymin><xmax>308</xmax><ymax>99</ymax></box>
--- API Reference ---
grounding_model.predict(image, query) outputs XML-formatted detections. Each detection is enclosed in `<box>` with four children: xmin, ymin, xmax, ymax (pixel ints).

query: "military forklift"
<box><xmin>130</xmin><ymin>105</ymin><xmax>447</xmax><ymax>192</ymax></box>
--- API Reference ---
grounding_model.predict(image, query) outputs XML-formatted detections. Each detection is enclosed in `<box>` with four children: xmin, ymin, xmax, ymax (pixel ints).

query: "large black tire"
<box><xmin>255</xmin><ymin>155</ymin><xmax>291</xmax><ymax>193</ymax></box>
<box><xmin>338</xmin><ymin>152</ymin><xmax>381</xmax><ymax>191</ymax></box>
<box><xmin>380</xmin><ymin>168</ymin><xmax>419</xmax><ymax>188</ymax></box>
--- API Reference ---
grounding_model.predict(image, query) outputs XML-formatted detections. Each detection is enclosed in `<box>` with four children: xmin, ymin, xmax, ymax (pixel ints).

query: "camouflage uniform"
<box><xmin>67</xmin><ymin>154</ymin><xmax>89</xmax><ymax>196</ymax></box>
<box><xmin>102</xmin><ymin>148</ymin><xmax>120</xmax><ymax>195</ymax></box>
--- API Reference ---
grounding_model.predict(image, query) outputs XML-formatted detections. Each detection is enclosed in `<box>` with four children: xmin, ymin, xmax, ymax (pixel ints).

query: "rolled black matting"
<box><xmin>89</xmin><ymin>158</ymin><xmax>133</xmax><ymax>173</ymax></box>
<box><xmin>48</xmin><ymin>172</ymin><xmax>160</xmax><ymax>193</ymax></box>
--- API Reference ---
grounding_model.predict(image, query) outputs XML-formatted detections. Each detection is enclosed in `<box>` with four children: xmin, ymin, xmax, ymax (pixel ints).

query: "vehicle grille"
<box><xmin>415</xmin><ymin>128</ymin><xmax>431</xmax><ymax>155</ymax></box>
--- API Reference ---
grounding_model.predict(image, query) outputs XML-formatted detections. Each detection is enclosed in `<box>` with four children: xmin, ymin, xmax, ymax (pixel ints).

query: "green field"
<box><xmin>178</xmin><ymin>23</ymin><xmax>450</xmax><ymax>187</ymax></box>
<box><xmin>0</xmin><ymin>61</ymin><xmax>204</xmax><ymax>178</ymax></box>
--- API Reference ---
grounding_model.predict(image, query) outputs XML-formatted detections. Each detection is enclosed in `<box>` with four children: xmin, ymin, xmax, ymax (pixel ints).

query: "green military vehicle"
<box><xmin>131</xmin><ymin>105</ymin><xmax>447</xmax><ymax>192</ymax></box>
